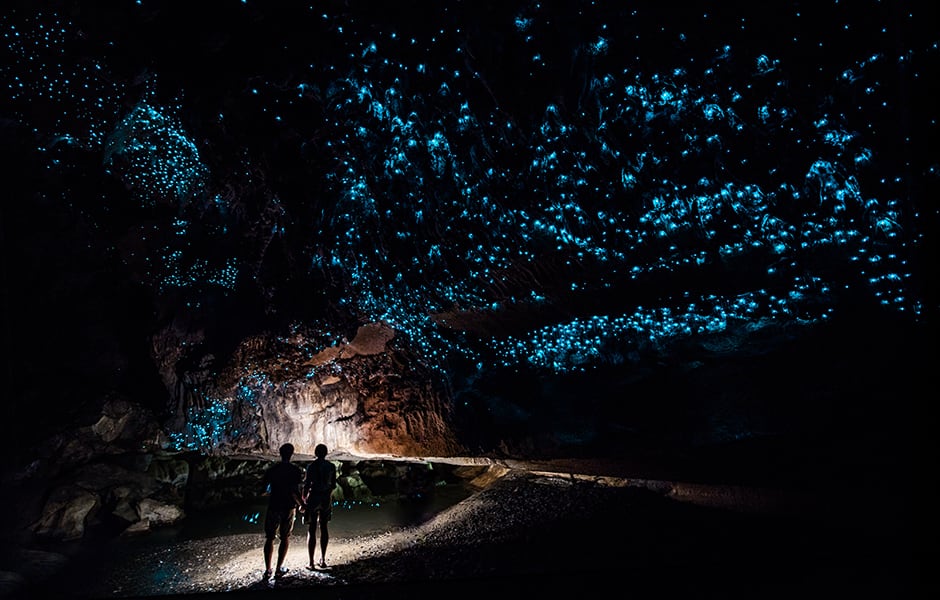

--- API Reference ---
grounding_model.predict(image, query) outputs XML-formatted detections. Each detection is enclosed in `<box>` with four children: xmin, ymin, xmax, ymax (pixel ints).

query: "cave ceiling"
<box><xmin>1</xmin><ymin>1</ymin><xmax>935</xmax><ymax>458</ymax></box>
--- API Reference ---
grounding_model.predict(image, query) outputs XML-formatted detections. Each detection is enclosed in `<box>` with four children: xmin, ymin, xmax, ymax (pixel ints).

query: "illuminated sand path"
<box><xmin>83</xmin><ymin>462</ymin><xmax>907</xmax><ymax>598</ymax></box>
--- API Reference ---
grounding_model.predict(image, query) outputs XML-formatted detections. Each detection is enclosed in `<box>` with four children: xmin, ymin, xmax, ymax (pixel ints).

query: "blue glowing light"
<box><xmin>1</xmin><ymin>1</ymin><xmax>929</xmax><ymax>396</ymax></box>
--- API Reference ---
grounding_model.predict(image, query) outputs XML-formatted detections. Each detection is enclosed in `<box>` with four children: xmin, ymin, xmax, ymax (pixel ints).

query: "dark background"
<box><xmin>1</xmin><ymin>0</ymin><xmax>935</xmax><ymax>468</ymax></box>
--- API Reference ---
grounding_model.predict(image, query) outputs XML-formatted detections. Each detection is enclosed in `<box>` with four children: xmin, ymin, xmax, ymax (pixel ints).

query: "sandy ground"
<box><xmin>53</xmin><ymin>462</ymin><xmax>914</xmax><ymax>600</ymax></box>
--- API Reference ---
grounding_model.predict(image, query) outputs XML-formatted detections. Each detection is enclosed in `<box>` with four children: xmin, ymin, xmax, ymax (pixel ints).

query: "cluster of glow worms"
<box><xmin>1</xmin><ymin>2</ymin><xmax>931</xmax><ymax>389</ymax></box>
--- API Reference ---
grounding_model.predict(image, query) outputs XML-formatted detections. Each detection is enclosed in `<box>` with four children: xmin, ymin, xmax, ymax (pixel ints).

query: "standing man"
<box><xmin>260</xmin><ymin>442</ymin><xmax>304</xmax><ymax>580</ymax></box>
<box><xmin>303</xmin><ymin>443</ymin><xmax>338</xmax><ymax>569</ymax></box>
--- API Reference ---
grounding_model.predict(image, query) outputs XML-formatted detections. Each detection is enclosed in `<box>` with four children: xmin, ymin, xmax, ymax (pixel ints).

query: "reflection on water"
<box><xmin>71</xmin><ymin>481</ymin><xmax>474</xmax><ymax>598</ymax></box>
<box><xmin>128</xmin><ymin>481</ymin><xmax>473</xmax><ymax>546</ymax></box>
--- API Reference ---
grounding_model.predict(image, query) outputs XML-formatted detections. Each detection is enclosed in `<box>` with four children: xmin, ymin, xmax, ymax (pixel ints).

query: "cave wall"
<box><xmin>150</xmin><ymin>321</ymin><xmax>464</xmax><ymax>458</ymax></box>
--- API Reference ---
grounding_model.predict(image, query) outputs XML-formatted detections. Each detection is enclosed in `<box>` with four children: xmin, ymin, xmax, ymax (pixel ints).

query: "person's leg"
<box><xmin>263</xmin><ymin>510</ymin><xmax>277</xmax><ymax>577</ymax></box>
<box><xmin>276</xmin><ymin>537</ymin><xmax>289</xmax><ymax>568</ymax></box>
<box><xmin>319</xmin><ymin>500</ymin><xmax>332</xmax><ymax>566</ymax></box>
<box><xmin>275</xmin><ymin>512</ymin><xmax>294</xmax><ymax>575</ymax></box>
<box><xmin>263</xmin><ymin>537</ymin><xmax>274</xmax><ymax>575</ymax></box>
<box><xmin>306</xmin><ymin>522</ymin><xmax>317</xmax><ymax>568</ymax></box>
<box><xmin>319</xmin><ymin>520</ymin><xmax>329</xmax><ymax>566</ymax></box>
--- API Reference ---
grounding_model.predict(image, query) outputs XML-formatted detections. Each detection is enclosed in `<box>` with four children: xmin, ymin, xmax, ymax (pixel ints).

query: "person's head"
<box><xmin>314</xmin><ymin>443</ymin><xmax>328</xmax><ymax>459</ymax></box>
<box><xmin>279</xmin><ymin>443</ymin><xmax>295</xmax><ymax>461</ymax></box>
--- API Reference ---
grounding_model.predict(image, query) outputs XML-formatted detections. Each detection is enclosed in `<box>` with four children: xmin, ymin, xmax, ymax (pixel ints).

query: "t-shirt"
<box><xmin>262</xmin><ymin>461</ymin><xmax>304</xmax><ymax>511</ymax></box>
<box><xmin>304</xmin><ymin>458</ymin><xmax>337</xmax><ymax>495</ymax></box>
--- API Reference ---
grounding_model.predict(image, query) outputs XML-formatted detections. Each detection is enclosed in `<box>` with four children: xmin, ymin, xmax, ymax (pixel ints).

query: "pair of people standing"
<box><xmin>259</xmin><ymin>442</ymin><xmax>338</xmax><ymax>580</ymax></box>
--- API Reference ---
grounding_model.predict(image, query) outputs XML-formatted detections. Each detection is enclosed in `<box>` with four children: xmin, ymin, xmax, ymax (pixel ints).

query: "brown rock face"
<box><xmin>155</xmin><ymin>321</ymin><xmax>464</xmax><ymax>458</ymax></box>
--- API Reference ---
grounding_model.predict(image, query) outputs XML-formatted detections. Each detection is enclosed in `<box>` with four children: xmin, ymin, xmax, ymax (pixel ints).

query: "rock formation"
<box><xmin>152</xmin><ymin>321</ymin><xmax>464</xmax><ymax>458</ymax></box>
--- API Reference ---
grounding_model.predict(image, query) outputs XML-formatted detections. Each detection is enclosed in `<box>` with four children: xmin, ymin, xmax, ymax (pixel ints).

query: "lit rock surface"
<box><xmin>0</xmin><ymin>2</ymin><xmax>929</xmax><ymax>598</ymax></box>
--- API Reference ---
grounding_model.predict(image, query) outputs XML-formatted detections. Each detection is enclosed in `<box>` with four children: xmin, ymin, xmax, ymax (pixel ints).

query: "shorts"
<box><xmin>264</xmin><ymin>507</ymin><xmax>297</xmax><ymax>540</ymax></box>
<box><xmin>305</xmin><ymin>492</ymin><xmax>333</xmax><ymax>524</ymax></box>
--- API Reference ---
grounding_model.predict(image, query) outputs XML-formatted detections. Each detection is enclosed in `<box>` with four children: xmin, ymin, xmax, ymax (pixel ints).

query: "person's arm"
<box><xmin>260</xmin><ymin>468</ymin><xmax>271</xmax><ymax>496</ymax></box>
<box><xmin>294</xmin><ymin>468</ymin><xmax>306</xmax><ymax>509</ymax></box>
<box><xmin>300</xmin><ymin>466</ymin><xmax>310</xmax><ymax>501</ymax></box>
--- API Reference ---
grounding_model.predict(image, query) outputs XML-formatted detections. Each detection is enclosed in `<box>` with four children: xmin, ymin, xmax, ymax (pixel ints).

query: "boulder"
<box><xmin>146</xmin><ymin>456</ymin><xmax>190</xmax><ymax>488</ymax></box>
<box><xmin>0</xmin><ymin>571</ymin><xmax>28</xmax><ymax>599</ymax></box>
<box><xmin>137</xmin><ymin>498</ymin><xmax>185</xmax><ymax>527</ymax></box>
<box><xmin>337</xmin><ymin>467</ymin><xmax>374</xmax><ymax>503</ymax></box>
<box><xmin>30</xmin><ymin>486</ymin><xmax>99</xmax><ymax>541</ymax></box>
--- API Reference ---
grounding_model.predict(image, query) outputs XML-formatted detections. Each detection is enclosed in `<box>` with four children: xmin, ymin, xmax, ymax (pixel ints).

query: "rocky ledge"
<box><xmin>2</xmin><ymin>453</ymin><xmax>914</xmax><ymax>600</ymax></box>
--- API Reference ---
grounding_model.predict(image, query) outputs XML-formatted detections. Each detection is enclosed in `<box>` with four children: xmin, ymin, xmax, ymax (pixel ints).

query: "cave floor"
<box><xmin>41</xmin><ymin>454</ymin><xmax>915</xmax><ymax>600</ymax></box>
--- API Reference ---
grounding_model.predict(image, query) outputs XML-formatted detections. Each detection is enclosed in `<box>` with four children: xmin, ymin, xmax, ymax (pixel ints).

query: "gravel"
<box><xmin>26</xmin><ymin>465</ymin><xmax>913</xmax><ymax>600</ymax></box>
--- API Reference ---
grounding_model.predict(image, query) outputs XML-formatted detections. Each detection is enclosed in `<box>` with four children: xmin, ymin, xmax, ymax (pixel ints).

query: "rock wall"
<box><xmin>0</xmin><ymin>321</ymin><xmax>473</xmax><ymax>549</ymax></box>
<box><xmin>153</xmin><ymin>321</ymin><xmax>465</xmax><ymax>458</ymax></box>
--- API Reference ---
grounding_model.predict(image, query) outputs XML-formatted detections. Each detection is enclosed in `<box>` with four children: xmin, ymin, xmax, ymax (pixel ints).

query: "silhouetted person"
<box><xmin>303</xmin><ymin>443</ymin><xmax>338</xmax><ymax>569</ymax></box>
<box><xmin>260</xmin><ymin>443</ymin><xmax>304</xmax><ymax>580</ymax></box>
